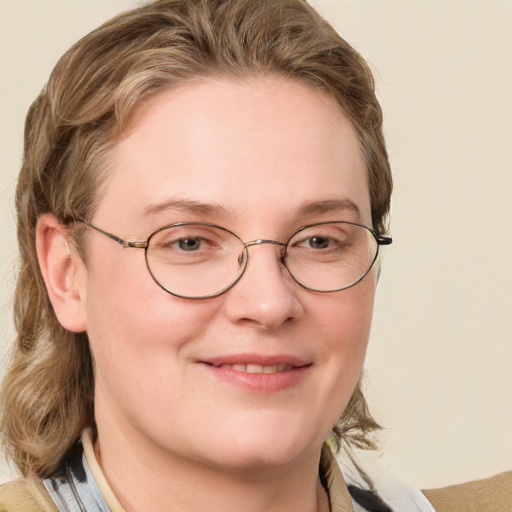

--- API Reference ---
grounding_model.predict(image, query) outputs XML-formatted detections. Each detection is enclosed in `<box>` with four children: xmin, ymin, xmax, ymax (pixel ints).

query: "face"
<box><xmin>80</xmin><ymin>77</ymin><xmax>376</xmax><ymax>472</ymax></box>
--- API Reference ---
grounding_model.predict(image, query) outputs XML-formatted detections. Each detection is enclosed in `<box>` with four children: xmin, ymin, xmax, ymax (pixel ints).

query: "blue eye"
<box><xmin>307</xmin><ymin>236</ymin><xmax>330</xmax><ymax>249</ymax></box>
<box><xmin>177</xmin><ymin>238</ymin><xmax>203</xmax><ymax>251</ymax></box>
<box><xmin>293</xmin><ymin>234</ymin><xmax>341</xmax><ymax>251</ymax></box>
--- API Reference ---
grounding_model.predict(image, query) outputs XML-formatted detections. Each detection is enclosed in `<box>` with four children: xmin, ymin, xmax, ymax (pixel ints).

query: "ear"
<box><xmin>36</xmin><ymin>213</ymin><xmax>87</xmax><ymax>332</ymax></box>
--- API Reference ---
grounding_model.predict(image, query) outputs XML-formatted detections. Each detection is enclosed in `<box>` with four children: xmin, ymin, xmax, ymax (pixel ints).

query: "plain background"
<box><xmin>0</xmin><ymin>0</ymin><xmax>510</xmax><ymax>489</ymax></box>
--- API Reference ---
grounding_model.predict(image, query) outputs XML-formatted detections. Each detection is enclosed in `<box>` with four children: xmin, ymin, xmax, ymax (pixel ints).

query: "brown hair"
<box><xmin>1</xmin><ymin>0</ymin><xmax>391</xmax><ymax>477</ymax></box>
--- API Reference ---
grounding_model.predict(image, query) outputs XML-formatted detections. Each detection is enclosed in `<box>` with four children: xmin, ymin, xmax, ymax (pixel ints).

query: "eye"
<box><xmin>288</xmin><ymin>224</ymin><xmax>354</xmax><ymax>258</ymax></box>
<box><xmin>160</xmin><ymin>233</ymin><xmax>218</xmax><ymax>254</ymax></box>
<box><xmin>292</xmin><ymin>233</ymin><xmax>347</xmax><ymax>251</ymax></box>
<box><xmin>303</xmin><ymin>236</ymin><xmax>331</xmax><ymax>250</ymax></box>
<box><xmin>150</xmin><ymin>226</ymin><xmax>223</xmax><ymax>259</ymax></box>
<box><xmin>175</xmin><ymin>237</ymin><xmax>206</xmax><ymax>252</ymax></box>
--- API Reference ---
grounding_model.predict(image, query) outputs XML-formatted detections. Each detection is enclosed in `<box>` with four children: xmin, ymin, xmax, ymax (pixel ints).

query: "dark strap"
<box><xmin>348</xmin><ymin>485</ymin><xmax>393</xmax><ymax>512</ymax></box>
<box><xmin>42</xmin><ymin>442</ymin><xmax>110</xmax><ymax>512</ymax></box>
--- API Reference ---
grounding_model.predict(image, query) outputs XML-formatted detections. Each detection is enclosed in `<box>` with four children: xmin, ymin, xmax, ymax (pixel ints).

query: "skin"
<box><xmin>38</xmin><ymin>77</ymin><xmax>377</xmax><ymax>512</ymax></box>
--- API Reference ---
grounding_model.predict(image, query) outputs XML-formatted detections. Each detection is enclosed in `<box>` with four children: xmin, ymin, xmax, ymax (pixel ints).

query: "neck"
<box><xmin>93</xmin><ymin>422</ymin><xmax>329</xmax><ymax>512</ymax></box>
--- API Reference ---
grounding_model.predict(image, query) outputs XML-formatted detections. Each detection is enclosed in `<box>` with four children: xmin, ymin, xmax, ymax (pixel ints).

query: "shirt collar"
<box><xmin>82</xmin><ymin>429</ymin><xmax>125</xmax><ymax>512</ymax></box>
<box><xmin>320</xmin><ymin>444</ymin><xmax>355</xmax><ymax>512</ymax></box>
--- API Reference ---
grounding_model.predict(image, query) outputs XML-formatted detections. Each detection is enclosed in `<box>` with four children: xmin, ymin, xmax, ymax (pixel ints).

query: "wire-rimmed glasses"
<box><xmin>79</xmin><ymin>220</ymin><xmax>392</xmax><ymax>299</ymax></box>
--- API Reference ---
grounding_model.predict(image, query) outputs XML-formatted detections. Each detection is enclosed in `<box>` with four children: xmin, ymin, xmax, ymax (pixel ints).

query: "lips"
<box><xmin>214</xmin><ymin>363</ymin><xmax>294</xmax><ymax>374</ymax></box>
<box><xmin>199</xmin><ymin>354</ymin><xmax>311</xmax><ymax>392</ymax></box>
<box><xmin>202</xmin><ymin>353</ymin><xmax>309</xmax><ymax>370</ymax></box>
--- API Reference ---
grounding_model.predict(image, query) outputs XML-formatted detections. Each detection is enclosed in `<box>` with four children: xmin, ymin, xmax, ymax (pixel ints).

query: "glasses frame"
<box><xmin>79</xmin><ymin>220</ymin><xmax>392</xmax><ymax>299</ymax></box>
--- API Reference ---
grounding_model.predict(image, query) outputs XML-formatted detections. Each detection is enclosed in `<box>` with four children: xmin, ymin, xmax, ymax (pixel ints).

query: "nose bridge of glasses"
<box><xmin>239</xmin><ymin>238</ymin><xmax>286</xmax><ymax>263</ymax></box>
<box><xmin>242</xmin><ymin>239</ymin><xmax>287</xmax><ymax>263</ymax></box>
<box><xmin>244</xmin><ymin>239</ymin><xmax>285</xmax><ymax>248</ymax></box>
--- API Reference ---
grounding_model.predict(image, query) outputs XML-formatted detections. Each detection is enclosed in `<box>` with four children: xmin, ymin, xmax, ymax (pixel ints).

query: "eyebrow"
<box><xmin>144</xmin><ymin>198</ymin><xmax>229</xmax><ymax>217</ymax></box>
<box><xmin>143</xmin><ymin>197</ymin><xmax>361</xmax><ymax>221</ymax></box>
<box><xmin>296</xmin><ymin>199</ymin><xmax>362</xmax><ymax>220</ymax></box>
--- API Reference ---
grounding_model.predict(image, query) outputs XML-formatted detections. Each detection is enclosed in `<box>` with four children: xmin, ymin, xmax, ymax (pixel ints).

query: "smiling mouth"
<box><xmin>201</xmin><ymin>356</ymin><xmax>311</xmax><ymax>392</ymax></box>
<box><xmin>209</xmin><ymin>363</ymin><xmax>295</xmax><ymax>374</ymax></box>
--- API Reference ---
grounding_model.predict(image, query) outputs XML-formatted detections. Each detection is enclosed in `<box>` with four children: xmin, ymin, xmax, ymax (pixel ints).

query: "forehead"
<box><xmin>97</xmin><ymin>77</ymin><xmax>370</xmax><ymax>231</ymax></box>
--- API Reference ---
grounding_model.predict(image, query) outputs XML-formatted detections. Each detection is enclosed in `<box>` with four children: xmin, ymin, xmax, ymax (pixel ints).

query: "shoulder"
<box><xmin>0</xmin><ymin>477</ymin><xmax>56</xmax><ymax>512</ymax></box>
<box><xmin>421</xmin><ymin>471</ymin><xmax>512</xmax><ymax>512</ymax></box>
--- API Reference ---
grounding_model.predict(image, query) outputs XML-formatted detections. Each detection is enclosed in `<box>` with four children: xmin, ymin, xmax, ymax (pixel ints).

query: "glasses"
<box><xmin>79</xmin><ymin>220</ymin><xmax>392</xmax><ymax>299</ymax></box>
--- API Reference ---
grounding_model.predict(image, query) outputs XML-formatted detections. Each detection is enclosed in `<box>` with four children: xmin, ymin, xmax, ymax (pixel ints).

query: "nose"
<box><xmin>223</xmin><ymin>241</ymin><xmax>304</xmax><ymax>330</ymax></box>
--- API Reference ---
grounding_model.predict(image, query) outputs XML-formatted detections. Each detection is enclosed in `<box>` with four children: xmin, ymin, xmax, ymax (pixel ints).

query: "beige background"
<box><xmin>0</xmin><ymin>0</ymin><xmax>510</xmax><ymax>489</ymax></box>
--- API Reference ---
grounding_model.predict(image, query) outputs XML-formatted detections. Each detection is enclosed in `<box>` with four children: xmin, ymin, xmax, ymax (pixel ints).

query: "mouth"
<box><xmin>207</xmin><ymin>363</ymin><xmax>296</xmax><ymax>374</ymax></box>
<box><xmin>199</xmin><ymin>354</ymin><xmax>311</xmax><ymax>392</ymax></box>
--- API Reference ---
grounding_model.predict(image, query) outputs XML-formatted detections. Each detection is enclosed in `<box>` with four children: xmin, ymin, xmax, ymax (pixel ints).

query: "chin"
<box><xmin>199</xmin><ymin>418</ymin><xmax>324</xmax><ymax>471</ymax></box>
<box><xmin>210</xmin><ymin>443</ymin><xmax>306</xmax><ymax>471</ymax></box>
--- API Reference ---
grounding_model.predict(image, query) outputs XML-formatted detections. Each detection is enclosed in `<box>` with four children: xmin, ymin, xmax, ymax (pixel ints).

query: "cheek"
<box><xmin>82</xmin><ymin>251</ymin><xmax>215</xmax><ymax>383</ymax></box>
<box><xmin>317</xmin><ymin>272</ymin><xmax>376</xmax><ymax>348</ymax></box>
<box><xmin>314</xmin><ymin>274</ymin><xmax>376</xmax><ymax>392</ymax></box>
<box><xmin>83</xmin><ymin>277</ymin><xmax>224</xmax><ymax>438</ymax></box>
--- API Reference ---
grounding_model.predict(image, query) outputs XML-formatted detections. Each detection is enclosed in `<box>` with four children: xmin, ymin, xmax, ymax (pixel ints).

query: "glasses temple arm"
<box><xmin>376</xmin><ymin>235</ymin><xmax>393</xmax><ymax>246</ymax></box>
<box><xmin>79</xmin><ymin>220</ymin><xmax>147</xmax><ymax>249</ymax></box>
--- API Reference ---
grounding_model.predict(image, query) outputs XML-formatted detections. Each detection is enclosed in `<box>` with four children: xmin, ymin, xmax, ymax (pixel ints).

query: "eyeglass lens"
<box><xmin>145</xmin><ymin>222</ymin><xmax>379</xmax><ymax>299</ymax></box>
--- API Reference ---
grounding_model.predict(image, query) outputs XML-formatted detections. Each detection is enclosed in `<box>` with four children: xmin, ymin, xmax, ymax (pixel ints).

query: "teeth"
<box><xmin>246</xmin><ymin>364</ymin><xmax>262</xmax><ymax>373</ymax></box>
<box><xmin>216</xmin><ymin>363</ymin><xmax>291</xmax><ymax>374</ymax></box>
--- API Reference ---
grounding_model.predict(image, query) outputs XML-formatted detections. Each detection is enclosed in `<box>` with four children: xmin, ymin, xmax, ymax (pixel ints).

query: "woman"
<box><xmin>0</xmin><ymin>1</ymin><xmax>509</xmax><ymax>511</ymax></box>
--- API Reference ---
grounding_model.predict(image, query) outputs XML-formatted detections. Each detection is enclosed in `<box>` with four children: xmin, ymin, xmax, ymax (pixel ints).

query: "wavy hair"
<box><xmin>1</xmin><ymin>0</ymin><xmax>392</xmax><ymax>477</ymax></box>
